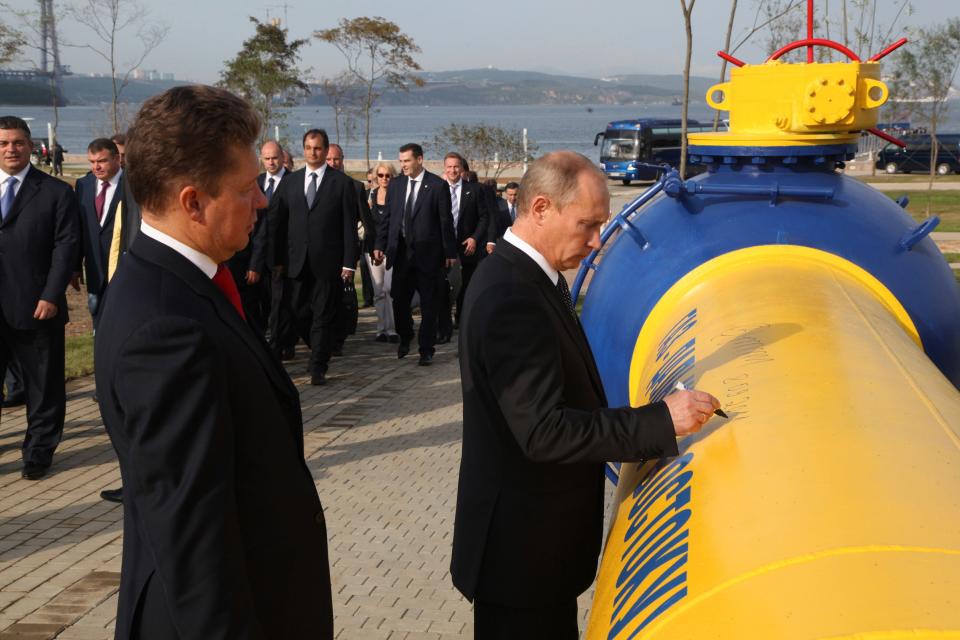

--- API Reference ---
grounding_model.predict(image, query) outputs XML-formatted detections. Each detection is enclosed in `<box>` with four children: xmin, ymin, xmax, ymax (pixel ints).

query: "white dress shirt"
<box><xmin>503</xmin><ymin>228</ymin><xmax>559</xmax><ymax>286</ymax></box>
<box><xmin>98</xmin><ymin>169</ymin><xmax>123</xmax><ymax>227</ymax></box>
<box><xmin>448</xmin><ymin>179</ymin><xmax>462</xmax><ymax>229</ymax></box>
<box><xmin>303</xmin><ymin>164</ymin><xmax>327</xmax><ymax>196</ymax></box>
<box><xmin>404</xmin><ymin>169</ymin><xmax>424</xmax><ymax>209</ymax></box>
<box><xmin>264</xmin><ymin>167</ymin><xmax>286</xmax><ymax>195</ymax></box>
<box><xmin>139</xmin><ymin>221</ymin><xmax>218</xmax><ymax>279</ymax></box>
<box><xmin>0</xmin><ymin>163</ymin><xmax>31</xmax><ymax>202</ymax></box>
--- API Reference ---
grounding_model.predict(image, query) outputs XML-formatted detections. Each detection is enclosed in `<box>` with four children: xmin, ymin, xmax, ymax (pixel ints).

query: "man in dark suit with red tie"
<box><xmin>373</xmin><ymin>143</ymin><xmax>457</xmax><ymax>366</ymax></box>
<box><xmin>76</xmin><ymin>138</ymin><xmax>132</xmax><ymax>328</ymax></box>
<box><xmin>95</xmin><ymin>86</ymin><xmax>333</xmax><ymax>639</ymax></box>
<box><xmin>268</xmin><ymin>129</ymin><xmax>358</xmax><ymax>385</ymax></box>
<box><xmin>452</xmin><ymin>151</ymin><xmax>719</xmax><ymax>638</ymax></box>
<box><xmin>0</xmin><ymin>115</ymin><xmax>81</xmax><ymax>481</ymax></box>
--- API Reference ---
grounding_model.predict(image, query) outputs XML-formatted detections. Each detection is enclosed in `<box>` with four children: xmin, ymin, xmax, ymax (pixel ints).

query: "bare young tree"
<box><xmin>314</xmin><ymin>17</ymin><xmax>424</xmax><ymax>168</ymax></box>
<box><xmin>322</xmin><ymin>71</ymin><xmax>361</xmax><ymax>145</ymax></box>
<box><xmin>430</xmin><ymin>122</ymin><xmax>537</xmax><ymax>180</ymax></box>
<box><xmin>67</xmin><ymin>0</ymin><xmax>168</xmax><ymax>135</ymax></box>
<box><xmin>679</xmin><ymin>0</ymin><xmax>696</xmax><ymax>179</ymax></box>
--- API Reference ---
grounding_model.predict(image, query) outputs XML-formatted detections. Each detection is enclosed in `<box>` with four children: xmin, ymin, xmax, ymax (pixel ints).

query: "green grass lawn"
<box><xmin>65</xmin><ymin>333</ymin><xmax>94</xmax><ymax>381</ymax></box>
<box><xmin>860</xmin><ymin>173</ymin><xmax>960</xmax><ymax>183</ymax></box>
<box><xmin>886</xmin><ymin>190</ymin><xmax>960</xmax><ymax>231</ymax></box>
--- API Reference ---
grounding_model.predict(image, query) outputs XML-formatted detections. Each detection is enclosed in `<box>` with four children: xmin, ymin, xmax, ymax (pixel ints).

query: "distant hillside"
<box><xmin>306</xmin><ymin>68</ymin><xmax>718</xmax><ymax>106</ymax></box>
<box><xmin>60</xmin><ymin>76</ymin><xmax>189</xmax><ymax>105</ymax></box>
<box><xmin>3</xmin><ymin>69</ymin><xmax>718</xmax><ymax>107</ymax></box>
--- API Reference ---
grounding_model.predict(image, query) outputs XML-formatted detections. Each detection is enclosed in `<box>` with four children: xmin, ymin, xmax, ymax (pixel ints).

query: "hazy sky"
<box><xmin>6</xmin><ymin>0</ymin><xmax>954</xmax><ymax>83</ymax></box>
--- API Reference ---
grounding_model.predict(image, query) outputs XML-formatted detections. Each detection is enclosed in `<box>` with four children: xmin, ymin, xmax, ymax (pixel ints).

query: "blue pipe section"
<box><xmin>577</xmin><ymin>161</ymin><xmax>960</xmax><ymax>409</ymax></box>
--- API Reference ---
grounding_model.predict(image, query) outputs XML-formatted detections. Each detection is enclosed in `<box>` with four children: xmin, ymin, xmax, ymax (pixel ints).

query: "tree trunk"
<box><xmin>928</xmin><ymin>111</ymin><xmax>938</xmax><ymax>208</ymax></box>
<box><xmin>680</xmin><ymin>0</ymin><xmax>696</xmax><ymax>179</ymax></box>
<box><xmin>714</xmin><ymin>0</ymin><xmax>738</xmax><ymax>131</ymax></box>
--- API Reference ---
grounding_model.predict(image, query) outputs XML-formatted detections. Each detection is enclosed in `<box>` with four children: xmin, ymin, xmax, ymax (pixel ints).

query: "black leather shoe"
<box><xmin>2</xmin><ymin>392</ymin><xmax>25</xmax><ymax>408</ymax></box>
<box><xmin>418</xmin><ymin>353</ymin><xmax>433</xmax><ymax>366</ymax></box>
<box><xmin>22</xmin><ymin>463</ymin><xmax>49</xmax><ymax>480</ymax></box>
<box><xmin>387</xmin><ymin>334</ymin><xmax>400</xmax><ymax>344</ymax></box>
<box><xmin>100</xmin><ymin>487</ymin><xmax>123</xmax><ymax>503</ymax></box>
<box><xmin>310</xmin><ymin>373</ymin><xmax>327</xmax><ymax>386</ymax></box>
<box><xmin>281</xmin><ymin>346</ymin><xmax>296</xmax><ymax>361</ymax></box>
<box><xmin>398</xmin><ymin>341</ymin><xmax>410</xmax><ymax>359</ymax></box>
<box><xmin>375</xmin><ymin>333</ymin><xmax>388</xmax><ymax>343</ymax></box>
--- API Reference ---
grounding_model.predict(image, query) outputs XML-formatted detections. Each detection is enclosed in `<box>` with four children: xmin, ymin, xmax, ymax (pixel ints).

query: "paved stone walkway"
<box><xmin>0</xmin><ymin>310</ymin><xmax>599</xmax><ymax>639</ymax></box>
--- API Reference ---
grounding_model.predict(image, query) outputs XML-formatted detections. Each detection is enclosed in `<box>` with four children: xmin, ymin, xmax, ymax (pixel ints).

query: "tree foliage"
<box><xmin>315</xmin><ymin>16</ymin><xmax>423</xmax><ymax>168</ymax></box>
<box><xmin>889</xmin><ymin>18</ymin><xmax>960</xmax><ymax>191</ymax></box>
<box><xmin>67</xmin><ymin>0</ymin><xmax>168</xmax><ymax>135</ymax></box>
<box><xmin>220</xmin><ymin>17</ymin><xmax>309</xmax><ymax>144</ymax></box>
<box><xmin>0</xmin><ymin>21</ymin><xmax>24</xmax><ymax>66</ymax></box>
<box><xmin>431</xmin><ymin>122</ymin><xmax>537</xmax><ymax>180</ymax></box>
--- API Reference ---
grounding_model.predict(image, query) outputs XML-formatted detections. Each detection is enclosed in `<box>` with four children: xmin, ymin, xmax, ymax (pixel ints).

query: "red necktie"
<box><xmin>212</xmin><ymin>263</ymin><xmax>246</xmax><ymax>320</ymax></box>
<box><xmin>95</xmin><ymin>180</ymin><xmax>109</xmax><ymax>222</ymax></box>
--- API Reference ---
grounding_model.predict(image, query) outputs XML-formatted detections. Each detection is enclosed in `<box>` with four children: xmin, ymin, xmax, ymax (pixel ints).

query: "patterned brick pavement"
<box><xmin>0</xmin><ymin>309</ymin><xmax>602</xmax><ymax>639</ymax></box>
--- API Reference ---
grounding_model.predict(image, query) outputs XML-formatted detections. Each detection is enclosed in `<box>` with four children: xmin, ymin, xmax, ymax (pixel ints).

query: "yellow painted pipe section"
<box><xmin>587</xmin><ymin>246</ymin><xmax>960</xmax><ymax>640</ymax></box>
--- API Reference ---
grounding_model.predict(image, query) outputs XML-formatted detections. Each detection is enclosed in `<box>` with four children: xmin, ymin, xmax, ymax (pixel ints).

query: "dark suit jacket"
<box><xmin>75</xmin><ymin>171</ymin><xmax>129</xmax><ymax>298</ymax></box>
<box><xmin>375</xmin><ymin>170</ymin><xmax>457</xmax><ymax>270</ymax></box>
<box><xmin>227</xmin><ymin>170</ymin><xmax>279</xmax><ymax>282</ymax></box>
<box><xmin>0</xmin><ymin>165</ymin><xmax>80</xmax><ymax>329</ymax></box>
<box><xmin>95</xmin><ymin>234</ymin><xmax>332</xmax><ymax>639</ymax></box>
<box><xmin>449</xmin><ymin>180</ymin><xmax>489</xmax><ymax>265</ymax></box>
<box><xmin>486</xmin><ymin>197</ymin><xmax>514</xmax><ymax>245</ymax></box>
<box><xmin>353</xmin><ymin>179</ymin><xmax>377</xmax><ymax>256</ymax></box>
<box><xmin>269</xmin><ymin>166</ymin><xmax>358</xmax><ymax>280</ymax></box>
<box><xmin>451</xmin><ymin>239</ymin><xmax>679</xmax><ymax>607</ymax></box>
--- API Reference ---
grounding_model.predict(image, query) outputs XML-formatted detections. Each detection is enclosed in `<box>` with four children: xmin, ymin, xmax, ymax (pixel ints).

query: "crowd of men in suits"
<box><xmin>2</xmin><ymin>88</ymin><xmax>722</xmax><ymax>639</ymax></box>
<box><xmin>0</xmin><ymin>111</ymin><xmax>519</xmax><ymax>480</ymax></box>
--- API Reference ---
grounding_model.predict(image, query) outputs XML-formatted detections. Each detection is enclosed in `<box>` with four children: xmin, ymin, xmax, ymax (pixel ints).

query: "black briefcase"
<box><xmin>341</xmin><ymin>281</ymin><xmax>359</xmax><ymax>335</ymax></box>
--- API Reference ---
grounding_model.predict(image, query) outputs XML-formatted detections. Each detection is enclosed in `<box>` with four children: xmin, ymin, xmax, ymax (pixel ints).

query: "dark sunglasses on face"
<box><xmin>377</xmin><ymin>173</ymin><xmax>390</xmax><ymax>178</ymax></box>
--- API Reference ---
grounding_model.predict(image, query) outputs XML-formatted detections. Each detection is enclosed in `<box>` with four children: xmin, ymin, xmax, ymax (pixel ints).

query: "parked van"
<box><xmin>875</xmin><ymin>134</ymin><xmax>960</xmax><ymax>175</ymax></box>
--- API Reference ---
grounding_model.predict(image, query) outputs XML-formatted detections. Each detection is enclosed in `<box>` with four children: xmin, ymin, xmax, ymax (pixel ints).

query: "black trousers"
<box><xmin>287</xmin><ymin>271</ymin><xmax>342</xmax><ymax>376</ymax></box>
<box><xmin>268</xmin><ymin>271</ymin><xmax>297</xmax><ymax>355</ymax></box>
<box><xmin>391</xmin><ymin>244</ymin><xmax>441</xmax><ymax>356</ymax></box>
<box><xmin>0</xmin><ymin>314</ymin><xmax>66</xmax><ymax>468</ymax></box>
<box><xmin>473</xmin><ymin>598</ymin><xmax>579</xmax><ymax>640</ymax></box>
<box><xmin>3</xmin><ymin>357</ymin><xmax>23</xmax><ymax>399</ymax></box>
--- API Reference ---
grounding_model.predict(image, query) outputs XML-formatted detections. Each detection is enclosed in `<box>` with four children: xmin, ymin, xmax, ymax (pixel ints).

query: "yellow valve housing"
<box><xmin>692</xmin><ymin>60</ymin><xmax>888</xmax><ymax>148</ymax></box>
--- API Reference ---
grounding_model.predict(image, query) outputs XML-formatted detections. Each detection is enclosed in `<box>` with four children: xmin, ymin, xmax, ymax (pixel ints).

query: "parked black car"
<box><xmin>875</xmin><ymin>133</ymin><xmax>960</xmax><ymax>175</ymax></box>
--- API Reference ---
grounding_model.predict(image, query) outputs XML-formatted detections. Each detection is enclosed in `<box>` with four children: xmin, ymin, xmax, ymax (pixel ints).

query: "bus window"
<box><xmin>600</xmin><ymin>137</ymin><xmax>639</xmax><ymax>160</ymax></box>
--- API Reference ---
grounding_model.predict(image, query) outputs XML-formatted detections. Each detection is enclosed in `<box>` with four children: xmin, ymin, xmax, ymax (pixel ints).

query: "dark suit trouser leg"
<box><xmin>473</xmin><ymin>598</ymin><xmax>579</xmax><ymax>640</ymax></box>
<box><xmin>414</xmin><ymin>265</ymin><xmax>440</xmax><ymax>357</ymax></box>
<box><xmin>308</xmin><ymin>275</ymin><xmax>341</xmax><ymax>376</ymax></box>
<box><xmin>285</xmin><ymin>276</ymin><xmax>315</xmax><ymax>349</ymax></box>
<box><xmin>456</xmin><ymin>261</ymin><xmax>476</xmax><ymax>325</ymax></box>
<box><xmin>269</xmin><ymin>274</ymin><xmax>297</xmax><ymax>353</ymax></box>
<box><xmin>3</xmin><ymin>357</ymin><xmax>23</xmax><ymax>398</ymax></box>
<box><xmin>131</xmin><ymin>573</ymin><xmax>177</xmax><ymax>640</ymax></box>
<box><xmin>0</xmin><ymin>316</ymin><xmax>66</xmax><ymax>468</ymax></box>
<box><xmin>437</xmin><ymin>267</ymin><xmax>453</xmax><ymax>337</ymax></box>
<box><xmin>391</xmin><ymin>247</ymin><xmax>416</xmax><ymax>345</ymax></box>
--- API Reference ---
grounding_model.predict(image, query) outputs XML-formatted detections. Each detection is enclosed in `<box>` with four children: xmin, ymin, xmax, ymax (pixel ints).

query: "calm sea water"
<box><xmin>5</xmin><ymin>102</ymin><xmax>959</xmax><ymax>163</ymax></box>
<box><xmin>2</xmin><ymin>103</ymin><xmax>725</xmax><ymax>161</ymax></box>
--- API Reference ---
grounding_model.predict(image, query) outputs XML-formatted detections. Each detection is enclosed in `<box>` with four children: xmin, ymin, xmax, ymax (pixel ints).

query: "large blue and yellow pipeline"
<box><xmin>577</xmin><ymin>9</ymin><xmax>960</xmax><ymax>638</ymax></box>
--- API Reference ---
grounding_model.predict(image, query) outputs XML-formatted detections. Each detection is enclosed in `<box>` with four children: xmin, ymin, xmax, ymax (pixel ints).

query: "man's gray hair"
<box><xmin>516</xmin><ymin>151</ymin><xmax>605</xmax><ymax>217</ymax></box>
